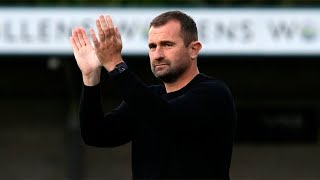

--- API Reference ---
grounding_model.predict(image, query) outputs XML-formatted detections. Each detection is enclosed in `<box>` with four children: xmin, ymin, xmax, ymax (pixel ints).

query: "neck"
<box><xmin>164</xmin><ymin>66</ymin><xmax>199</xmax><ymax>93</ymax></box>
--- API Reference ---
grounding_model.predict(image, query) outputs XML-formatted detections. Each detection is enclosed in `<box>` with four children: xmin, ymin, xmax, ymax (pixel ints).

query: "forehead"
<box><xmin>148</xmin><ymin>20</ymin><xmax>182</xmax><ymax>42</ymax></box>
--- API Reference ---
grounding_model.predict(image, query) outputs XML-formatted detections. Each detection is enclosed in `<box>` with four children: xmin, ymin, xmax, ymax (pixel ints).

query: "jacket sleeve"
<box><xmin>79</xmin><ymin>83</ymin><xmax>133</xmax><ymax>147</ymax></box>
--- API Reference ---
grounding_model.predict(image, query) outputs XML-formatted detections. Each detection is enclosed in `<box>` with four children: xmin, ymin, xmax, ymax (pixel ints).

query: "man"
<box><xmin>70</xmin><ymin>10</ymin><xmax>237</xmax><ymax>180</ymax></box>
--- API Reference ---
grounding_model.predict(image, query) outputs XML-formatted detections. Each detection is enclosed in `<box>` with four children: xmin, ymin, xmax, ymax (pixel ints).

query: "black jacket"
<box><xmin>80</xmin><ymin>69</ymin><xmax>237</xmax><ymax>180</ymax></box>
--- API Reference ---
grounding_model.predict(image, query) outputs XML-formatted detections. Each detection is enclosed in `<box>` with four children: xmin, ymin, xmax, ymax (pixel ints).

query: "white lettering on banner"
<box><xmin>268</xmin><ymin>20</ymin><xmax>317</xmax><ymax>42</ymax></box>
<box><xmin>197</xmin><ymin>19</ymin><xmax>254</xmax><ymax>43</ymax></box>
<box><xmin>0</xmin><ymin>7</ymin><xmax>319</xmax><ymax>55</ymax></box>
<box><xmin>0</xmin><ymin>17</ymin><xmax>93</xmax><ymax>45</ymax></box>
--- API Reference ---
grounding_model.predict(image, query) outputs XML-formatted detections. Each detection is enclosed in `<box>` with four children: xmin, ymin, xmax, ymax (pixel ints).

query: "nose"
<box><xmin>153</xmin><ymin>46</ymin><xmax>165</xmax><ymax>61</ymax></box>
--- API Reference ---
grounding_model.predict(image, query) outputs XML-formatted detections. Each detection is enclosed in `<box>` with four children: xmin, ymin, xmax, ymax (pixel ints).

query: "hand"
<box><xmin>90</xmin><ymin>15</ymin><xmax>123</xmax><ymax>71</ymax></box>
<box><xmin>70</xmin><ymin>27</ymin><xmax>102</xmax><ymax>86</ymax></box>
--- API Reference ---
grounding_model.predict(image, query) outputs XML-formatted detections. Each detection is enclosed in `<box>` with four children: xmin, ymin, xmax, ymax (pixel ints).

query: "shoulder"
<box><xmin>193</xmin><ymin>73</ymin><xmax>231</xmax><ymax>93</ymax></box>
<box><xmin>188</xmin><ymin>74</ymin><xmax>235</xmax><ymax>104</ymax></box>
<box><xmin>194</xmin><ymin>74</ymin><xmax>236</xmax><ymax>111</ymax></box>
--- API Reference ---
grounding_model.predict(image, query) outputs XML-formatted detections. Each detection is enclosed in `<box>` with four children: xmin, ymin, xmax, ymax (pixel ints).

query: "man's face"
<box><xmin>148</xmin><ymin>20</ymin><xmax>192</xmax><ymax>83</ymax></box>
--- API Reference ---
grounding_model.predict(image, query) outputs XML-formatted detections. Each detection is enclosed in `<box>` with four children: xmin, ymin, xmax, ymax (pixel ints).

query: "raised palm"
<box><xmin>70</xmin><ymin>27</ymin><xmax>101</xmax><ymax>76</ymax></box>
<box><xmin>90</xmin><ymin>15</ymin><xmax>123</xmax><ymax>71</ymax></box>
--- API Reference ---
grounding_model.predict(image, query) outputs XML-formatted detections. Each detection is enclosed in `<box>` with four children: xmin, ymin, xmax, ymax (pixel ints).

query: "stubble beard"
<box><xmin>152</xmin><ymin>61</ymin><xmax>187</xmax><ymax>83</ymax></box>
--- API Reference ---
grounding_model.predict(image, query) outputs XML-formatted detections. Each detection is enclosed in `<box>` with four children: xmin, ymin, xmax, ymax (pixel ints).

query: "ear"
<box><xmin>189</xmin><ymin>41</ymin><xmax>202</xmax><ymax>60</ymax></box>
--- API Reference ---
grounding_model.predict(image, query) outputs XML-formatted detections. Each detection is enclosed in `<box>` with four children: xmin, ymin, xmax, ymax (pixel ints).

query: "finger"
<box><xmin>70</xmin><ymin>36</ymin><xmax>79</xmax><ymax>52</ymax></box>
<box><xmin>77</xmin><ymin>27</ymin><xmax>86</xmax><ymax>46</ymax></box>
<box><xmin>115</xmin><ymin>26</ymin><xmax>122</xmax><ymax>42</ymax></box>
<box><xmin>90</xmin><ymin>28</ymin><xmax>100</xmax><ymax>48</ymax></box>
<box><xmin>80</xmin><ymin>27</ymin><xmax>91</xmax><ymax>46</ymax></box>
<box><xmin>99</xmin><ymin>15</ymin><xmax>110</xmax><ymax>38</ymax></box>
<box><xmin>96</xmin><ymin>18</ymin><xmax>105</xmax><ymax>42</ymax></box>
<box><xmin>72</xmin><ymin>28</ymin><xmax>82</xmax><ymax>49</ymax></box>
<box><xmin>106</xmin><ymin>15</ymin><xmax>115</xmax><ymax>37</ymax></box>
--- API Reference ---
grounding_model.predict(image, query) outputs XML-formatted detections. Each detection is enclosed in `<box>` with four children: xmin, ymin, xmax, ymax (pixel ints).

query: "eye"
<box><xmin>149</xmin><ymin>44</ymin><xmax>156</xmax><ymax>50</ymax></box>
<box><xmin>163</xmin><ymin>42</ymin><xmax>174</xmax><ymax>48</ymax></box>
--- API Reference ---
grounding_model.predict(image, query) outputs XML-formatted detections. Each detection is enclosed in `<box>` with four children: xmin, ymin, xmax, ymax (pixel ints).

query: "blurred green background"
<box><xmin>1</xmin><ymin>0</ymin><xmax>320</xmax><ymax>6</ymax></box>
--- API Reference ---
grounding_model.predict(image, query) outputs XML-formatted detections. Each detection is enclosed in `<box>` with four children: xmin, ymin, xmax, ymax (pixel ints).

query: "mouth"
<box><xmin>154</xmin><ymin>64</ymin><xmax>168</xmax><ymax>71</ymax></box>
<box><xmin>154</xmin><ymin>63</ymin><xmax>168</xmax><ymax>67</ymax></box>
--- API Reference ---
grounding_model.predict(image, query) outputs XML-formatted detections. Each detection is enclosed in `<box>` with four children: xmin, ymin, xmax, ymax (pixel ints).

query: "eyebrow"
<box><xmin>160</xmin><ymin>40</ymin><xmax>175</xmax><ymax>45</ymax></box>
<box><xmin>148</xmin><ymin>40</ymin><xmax>175</xmax><ymax>47</ymax></box>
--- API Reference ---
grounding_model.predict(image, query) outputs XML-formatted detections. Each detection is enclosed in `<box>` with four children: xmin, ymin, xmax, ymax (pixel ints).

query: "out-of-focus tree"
<box><xmin>0</xmin><ymin>0</ymin><xmax>205</xmax><ymax>5</ymax></box>
<box><xmin>0</xmin><ymin>0</ymin><xmax>319</xmax><ymax>6</ymax></box>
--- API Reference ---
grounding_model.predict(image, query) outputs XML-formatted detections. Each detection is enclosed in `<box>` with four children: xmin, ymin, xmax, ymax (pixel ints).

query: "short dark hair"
<box><xmin>149</xmin><ymin>10</ymin><xmax>198</xmax><ymax>47</ymax></box>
